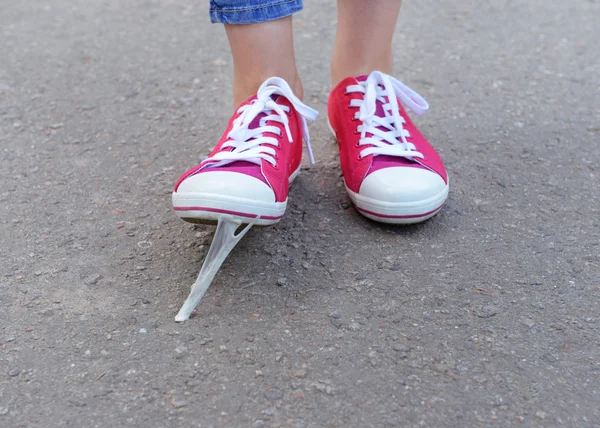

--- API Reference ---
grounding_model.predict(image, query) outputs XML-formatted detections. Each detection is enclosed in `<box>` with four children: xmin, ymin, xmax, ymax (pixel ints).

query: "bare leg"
<box><xmin>225</xmin><ymin>16</ymin><xmax>303</xmax><ymax>107</ymax></box>
<box><xmin>331</xmin><ymin>0</ymin><xmax>403</xmax><ymax>86</ymax></box>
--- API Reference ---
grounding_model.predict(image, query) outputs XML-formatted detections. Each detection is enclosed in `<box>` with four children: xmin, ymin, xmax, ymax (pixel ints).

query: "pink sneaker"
<box><xmin>328</xmin><ymin>71</ymin><xmax>449</xmax><ymax>224</ymax></box>
<box><xmin>173</xmin><ymin>77</ymin><xmax>318</xmax><ymax>226</ymax></box>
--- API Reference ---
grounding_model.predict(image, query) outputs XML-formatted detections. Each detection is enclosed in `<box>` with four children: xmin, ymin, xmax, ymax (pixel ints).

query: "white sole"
<box><xmin>329</xmin><ymin>119</ymin><xmax>448</xmax><ymax>224</ymax></box>
<box><xmin>172</xmin><ymin>167</ymin><xmax>300</xmax><ymax>226</ymax></box>
<box><xmin>345</xmin><ymin>184</ymin><xmax>449</xmax><ymax>224</ymax></box>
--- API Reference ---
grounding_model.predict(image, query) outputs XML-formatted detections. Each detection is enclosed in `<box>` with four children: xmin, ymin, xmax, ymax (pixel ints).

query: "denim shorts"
<box><xmin>209</xmin><ymin>0</ymin><xmax>303</xmax><ymax>24</ymax></box>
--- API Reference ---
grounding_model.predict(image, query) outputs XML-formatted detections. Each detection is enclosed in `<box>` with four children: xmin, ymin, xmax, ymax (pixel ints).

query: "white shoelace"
<box><xmin>346</xmin><ymin>71</ymin><xmax>429</xmax><ymax>160</ymax></box>
<box><xmin>203</xmin><ymin>77</ymin><xmax>318</xmax><ymax>169</ymax></box>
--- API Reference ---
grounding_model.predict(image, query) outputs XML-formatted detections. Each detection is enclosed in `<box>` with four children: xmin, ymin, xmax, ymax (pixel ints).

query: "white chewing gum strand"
<box><xmin>175</xmin><ymin>215</ymin><xmax>259</xmax><ymax>322</ymax></box>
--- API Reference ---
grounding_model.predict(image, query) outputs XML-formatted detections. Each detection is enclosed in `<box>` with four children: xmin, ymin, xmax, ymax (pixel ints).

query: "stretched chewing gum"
<box><xmin>175</xmin><ymin>215</ymin><xmax>259</xmax><ymax>322</ymax></box>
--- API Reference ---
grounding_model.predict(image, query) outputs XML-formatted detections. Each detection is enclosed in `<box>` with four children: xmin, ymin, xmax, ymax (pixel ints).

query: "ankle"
<box><xmin>330</xmin><ymin>53</ymin><xmax>393</xmax><ymax>87</ymax></box>
<box><xmin>292</xmin><ymin>74</ymin><xmax>304</xmax><ymax>100</ymax></box>
<box><xmin>232</xmin><ymin>72</ymin><xmax>303</xmax><ymax>107</ymax></box>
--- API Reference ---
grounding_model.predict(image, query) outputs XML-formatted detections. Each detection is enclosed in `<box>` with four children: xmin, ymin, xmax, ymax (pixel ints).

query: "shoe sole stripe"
<box><xmin>173</xmin><ymin>206</ymin><xmax>284</xmax><ymax>220</ymax></box>
<box><xmin>354</xmin><ymin>203</ymin><xmax>445</xmax><ymax>219</ymax></box>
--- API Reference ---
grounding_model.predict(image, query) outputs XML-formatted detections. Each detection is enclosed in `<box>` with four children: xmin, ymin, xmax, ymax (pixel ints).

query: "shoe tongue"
<box><xmin>354</xmin><ymin>75</ymin><xmax>386</xmax><ymax>117</ymax></box>
<box><xmin>208</xmin><ymin>95</ymin><xmax>280</xmax><ymax>184</ymax></box>
<box><xmin>246</xmin><ymin>94</ymin><xmax>280</xmax><ymax>130</ymax></box>
<box><xmin>247</xmin><ymin>114</ymin><xmax>266</xmax><ymax>130</ymax></box>
<box><xmin>354</xmin><ymin>76</ymin><xmax>421</xmax><ymax>171</ymax></box>
<box><xmin>359</xmin><ymin>82</ymin><xmax>389</xmax><ymax>133</ymax></box>
<box><xmin>374</xmin><ymin>99</ymin><xmax>386</xmax><ymax>117</ymax></box>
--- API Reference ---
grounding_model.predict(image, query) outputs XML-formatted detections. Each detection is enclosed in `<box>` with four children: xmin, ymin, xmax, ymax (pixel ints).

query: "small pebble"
<box><xmin>294</xmin><ymin>369</ymin><xmax>308</xmax><ymax>378</ymax></box>
<box><xmin>285</xmin><ymin>298</ymin><xmax>299</xmax><ymax>308</ymax></box>
<box><xmin>137</xmin><ymin>241</ymin><xmax>152</xmax><ymax>249</ymax></box>
<box><xmin>473</xmin><ymin>375</ymin><xmax>488</xmax><ymax>384</ymax></box>
<box><xmin>84</xmin><ymin>274</ymin><xmax>102</xmax><ymax>286</ymax></box>
<box><xmin>522</xmin><ymin>318</ymin><xmax>535</xmax><ymax>328</ymax></box>
<box><xmin>331</xmin><ymin>318</ymin><xmax>342</xmax><ymax>329</ymax></box>
<box><xmin>8</xmin><ymin>367</ymin><xmax>21</xmax><ymax>377</ymax></box>
<box><xmin>264</xmin><ymin>389</ymin><xmax>283</xmax><ymax>401</ymax></box>
<box><xmin>313</xmin><ymin>381</ymin><xmax>335</xmax><ymax>395</ymax></box>
<box><xmin>393</xmin><ymin>344</ymin><xmax>410</xmax><ymax>353</ymax></box>
<box><xmin>171</xmin><ymin>398</ymin><xmax>187</xmax><ymax>408</ymax></box>
<box><xmin>477</xmin><ymin>305</ymin><xmax>498</xmax><ymax>319</ymax></box>
<box><xmin>348</xmin><ymin>322</ymin><xmax>362</xmax><ymax>332</ymax></box>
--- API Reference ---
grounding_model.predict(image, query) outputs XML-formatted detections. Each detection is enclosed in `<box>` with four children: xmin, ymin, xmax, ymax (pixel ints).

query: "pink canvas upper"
<box><xmin>174</xmin><ymin>95</ymin><xmax>304</xmax><ymax>203</ymax></box>
<box><xmin>328</xmin><ymin>76</ymin><xmax>448</xmax><ymax>194</ymax></box>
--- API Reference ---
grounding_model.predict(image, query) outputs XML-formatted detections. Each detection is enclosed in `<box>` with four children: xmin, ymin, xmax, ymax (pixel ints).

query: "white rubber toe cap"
<box><xmin>359</xmin><ymin>167</ymin><xmax>447</xmax><ymax>203</ymax></box>
<box><xmin>177</xmin><ymin>171</ymin><xmax>275</xmax><ymax>203</ymax></box>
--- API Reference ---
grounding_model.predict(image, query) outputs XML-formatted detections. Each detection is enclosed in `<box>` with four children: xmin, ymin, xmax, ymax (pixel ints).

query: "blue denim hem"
<box><xmin>210</xmin><ymin>0</ymin><xmax>303</xmax><ymax>24</ymax></box>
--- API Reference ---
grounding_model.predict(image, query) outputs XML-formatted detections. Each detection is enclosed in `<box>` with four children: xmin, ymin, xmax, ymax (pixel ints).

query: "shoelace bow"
<box><xmin>346</xmin><ymin>71</ymin><xmax>429</xmax><ymax>160</ymax></box>
<box><xmin>203</xmin><ymin>77</ymin><xmax>318</xmax><ymax>169</ymax></box>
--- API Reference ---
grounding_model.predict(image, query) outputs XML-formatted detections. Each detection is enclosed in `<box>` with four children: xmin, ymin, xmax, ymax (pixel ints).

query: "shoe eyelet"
<box><xmin>353</xmin><ymin>128</ymin><xmax>360</xmax><ymax>135</ymax></box>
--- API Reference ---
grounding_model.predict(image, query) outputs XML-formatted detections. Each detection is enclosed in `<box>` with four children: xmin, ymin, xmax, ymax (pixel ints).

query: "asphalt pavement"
<box><xmin>1</xmin><ymin>0</ymin><xmax>599</xmax><ymax>426</ymax></box>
